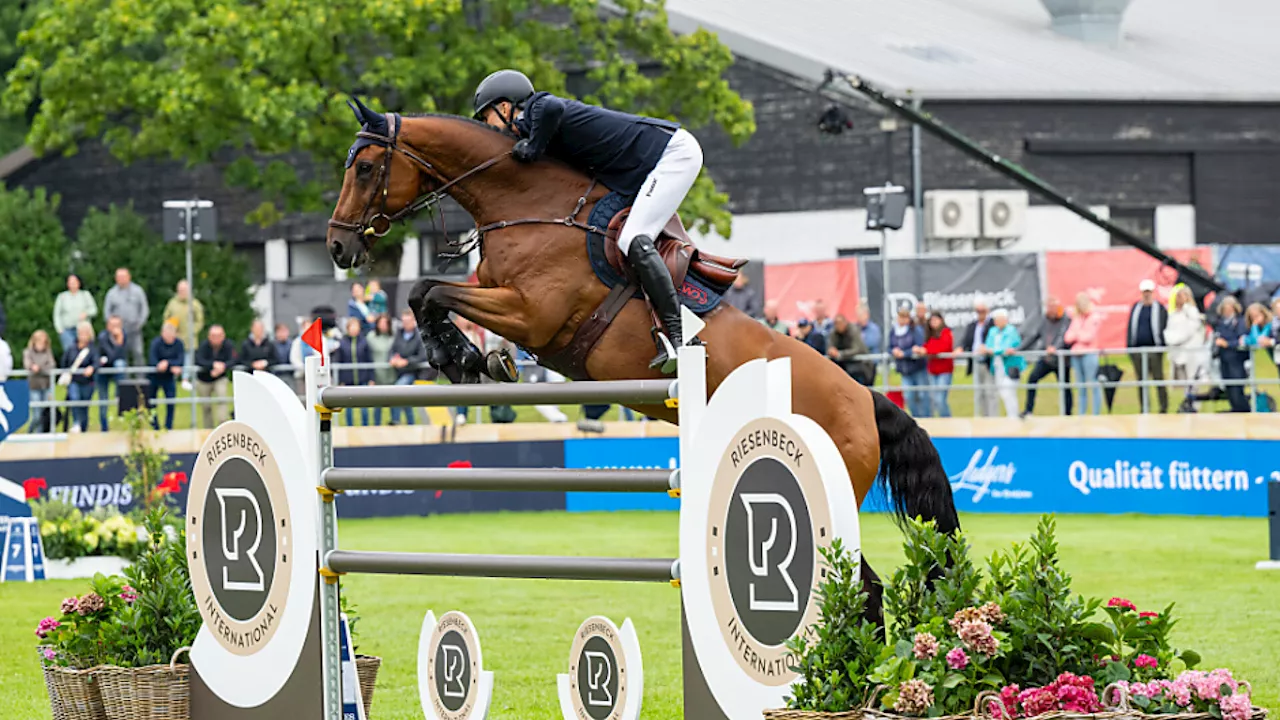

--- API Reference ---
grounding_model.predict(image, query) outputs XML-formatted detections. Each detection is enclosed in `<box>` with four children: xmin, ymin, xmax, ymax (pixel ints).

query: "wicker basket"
<box><xmin>42</xmin><ymin>664</ymin><xmax>106</xmax><ymax>720</ymax></box>
<box><xmin>356</xmin><ymin>654</ymin><xmax>382</xmax><ymax>718</ymax></box>
<box><xmin>96</xmin><ymin>648</ymin><xmax>191</xmax><ymax>720</ymax></box>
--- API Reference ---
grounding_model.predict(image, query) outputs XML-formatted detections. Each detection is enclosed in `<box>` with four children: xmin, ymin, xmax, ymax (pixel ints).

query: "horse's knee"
<box><xmin>409</xmin><ymin>280</ymin><xmax>451</xmax><ymax>325</ymax></box>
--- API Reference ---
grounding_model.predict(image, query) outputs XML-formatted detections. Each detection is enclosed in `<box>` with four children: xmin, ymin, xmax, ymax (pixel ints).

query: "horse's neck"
<box><xmin>400</xmin><ymin>116</ymin><xmax>588</xmax><ymax>225</ymax></box>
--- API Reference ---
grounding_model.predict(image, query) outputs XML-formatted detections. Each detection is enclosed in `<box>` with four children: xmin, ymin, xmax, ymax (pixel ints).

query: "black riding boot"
<box><xmin>627</xmin><ymin>235</ymin><xmax>683</xmax><ymax>373</ymax></box>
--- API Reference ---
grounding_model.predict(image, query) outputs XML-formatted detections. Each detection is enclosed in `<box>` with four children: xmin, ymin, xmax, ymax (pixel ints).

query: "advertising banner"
<box><xmin>564</xmin><ymin>437</ymin><xmax>680</xmax><ymax>512</ymax></box>
<box><xmin>937</xmin><ymin>437</ymin><xmax>1271</xmax><ymax>517</ymax></box>
<box><xmin>1044</xmin><ymin>248</ymin><xmax>1214</xmax><ymax>350</ymax></box>
<box><xmin>764</xmin><ymin>259</ymin><xmax>860</xmax><ymax>325</ymax></box>
<box><xmin>862</xmin><ymin>253</ymin><xmax>1044</xmax><ymax>341</ymax></box>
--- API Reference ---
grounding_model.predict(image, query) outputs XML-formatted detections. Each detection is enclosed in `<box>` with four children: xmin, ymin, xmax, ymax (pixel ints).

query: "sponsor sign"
<box><xmin>564</xmin><ymin>438</ymin><xmax>679</xmax><ymax>512</ymax></box>
<box><xmin>559</xmin><ymin>616</ymin><xmax>644</xmax><ymax>720</ymax></box>
<box><xmin>937</xmin><ymin>437</ymin><xmax>1272</xmax><ymax>517</ymax></box>
<box><xmin>420</xmin><ymin>610</ymin><xmax>493</xmax><ymax>720</ymax></box>
<box><xmin>863</xmin><ymin>253</ymin><xmax>1043</xmax><ymax>341</ymax></box>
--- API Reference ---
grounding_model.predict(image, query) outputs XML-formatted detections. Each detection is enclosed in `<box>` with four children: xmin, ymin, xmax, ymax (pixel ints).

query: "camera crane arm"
<box><xmin>824</xmin><ymin>70</ymin><xmax>1225</xmax><ymax>300</ymax></box>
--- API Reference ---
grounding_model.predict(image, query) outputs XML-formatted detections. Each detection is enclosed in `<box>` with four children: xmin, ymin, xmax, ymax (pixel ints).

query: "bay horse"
<box><xmin>326</xmin><ymin>103</ymin><xmax>959</xmax><ymax>622</ymax></box>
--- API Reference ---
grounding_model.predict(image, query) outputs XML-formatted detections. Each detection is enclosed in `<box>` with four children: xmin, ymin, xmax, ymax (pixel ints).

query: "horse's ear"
<box><xmin>352</xmin><ymin>96</ymin><xmax>380</xmax><ymax>124</ymax></box>
<box><xmin>347</xmin><ymin>99</ymin><xmax>363</xmax><ymax>125</ymax></box>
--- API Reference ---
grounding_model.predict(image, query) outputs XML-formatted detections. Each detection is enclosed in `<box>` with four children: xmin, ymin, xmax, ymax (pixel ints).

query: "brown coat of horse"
<box><xmin>326</xmin><ymin>111</ymin><xmax>959</xmax><ymax>620</ymax></box>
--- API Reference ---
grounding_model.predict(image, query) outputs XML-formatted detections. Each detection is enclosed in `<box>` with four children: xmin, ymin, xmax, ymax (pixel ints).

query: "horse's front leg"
<box><xmin>409</xmin><ymin>280</ymin><xmax>534</xmax><ymax>384</ymax></box>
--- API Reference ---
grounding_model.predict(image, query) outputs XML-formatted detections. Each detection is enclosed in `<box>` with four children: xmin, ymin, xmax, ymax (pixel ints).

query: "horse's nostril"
<box><xmin>331</xmin><ymin>240</ymin><xmax>345</xmax><ymax>259</ymax></box>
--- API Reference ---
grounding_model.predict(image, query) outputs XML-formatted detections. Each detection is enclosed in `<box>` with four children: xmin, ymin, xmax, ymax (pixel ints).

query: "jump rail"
<box><xmin>326</xmin><ymin>551</ymin><xmax>679</xmax><ymax>583</ymax></box>
<box><xmin>322</xmin><ymin>467</ymin><xmax>677</xmax><ymax>493</ymax></box>
<box><xmin>317</xmin><ymin>379</ymin><xmax>677</xmax><ymax>409</ymax></box>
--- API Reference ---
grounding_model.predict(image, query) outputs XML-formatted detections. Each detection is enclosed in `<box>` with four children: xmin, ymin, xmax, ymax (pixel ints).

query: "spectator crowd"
<box><xmin>722</xmin><ymin>275</ymin><xmax>1280</xmax><ymax>419</ymax></box>
<box><xmin>3</xmin><ymin>268</ymin><xmax>1277</xmax><ymax>435</ymax></box>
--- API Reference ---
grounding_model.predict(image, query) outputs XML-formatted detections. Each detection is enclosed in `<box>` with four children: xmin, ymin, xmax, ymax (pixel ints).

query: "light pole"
<box><xmin>864</xmin><ymin>184</ymin><xmax>908</xmax><ymax>392</ymax></box>
<box><xmin>163</xmin><ymin>199</ymin><xmax>216</xmax><ymax>428</ymax></box>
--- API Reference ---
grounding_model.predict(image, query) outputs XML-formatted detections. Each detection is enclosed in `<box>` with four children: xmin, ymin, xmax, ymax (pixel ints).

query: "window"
<box><xmin>289</xmin><ymin>240</ymin><xmax>335</xmax><ymax>278</ymax></box>
<box><xmin>1109</xmin><ymin>208</ymin><xmax>1155</xmax><ymax>248</ymax></box>
<box><xmin>420</xmin><ymin>232</ymin><xmax>472</xmax><ymax>275</ymax></box>
<box><xmin>234</xmin><ymin>244</ymin><xmax>267</xmax><ymax>284</ymax></box>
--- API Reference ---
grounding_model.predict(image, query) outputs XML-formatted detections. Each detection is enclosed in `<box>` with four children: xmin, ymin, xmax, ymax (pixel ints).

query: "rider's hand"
<box><xmin>511</xmin><ymin>139</ymin><xmax>538</xmax><ymax>163</ymax></box>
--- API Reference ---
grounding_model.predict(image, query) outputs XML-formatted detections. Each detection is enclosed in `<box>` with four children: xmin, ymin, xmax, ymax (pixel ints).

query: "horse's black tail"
<box><xmin>871</xmin><ymin>390</ymin><xmax>960</xmax><ymax>534</ymax></box>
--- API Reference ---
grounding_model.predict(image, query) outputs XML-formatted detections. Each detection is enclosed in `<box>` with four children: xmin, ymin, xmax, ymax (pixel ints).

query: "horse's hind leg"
<box><xmin>861</xmin><ymin>555</ymin><xmax>886</xmax><ymax>639</ymax></box>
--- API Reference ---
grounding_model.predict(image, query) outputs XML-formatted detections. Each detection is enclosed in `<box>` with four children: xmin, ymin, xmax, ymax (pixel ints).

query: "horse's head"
<box><xmin>326</xmin><ymin>98</ymin><xmax>435</xmax><ymax>269</ymax></box>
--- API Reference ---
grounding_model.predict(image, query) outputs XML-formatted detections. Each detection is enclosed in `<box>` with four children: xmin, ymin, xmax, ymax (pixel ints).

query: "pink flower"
<box><xmin>34</xmin><ymin>617</ymin><xmax>60</xmax><ymax>639</ymax></box>
<box><xmin>59</xmin><ymin>597</ymin><xmax>78</xmax><ymax>615</ymax></box>
<box><xmin>1139</xmin><ymin>611</ymin><xmax>1159</xmax><ymax>619</ymax></box>
<box><xmin>1134</xmin><ymin>654</ymin><xmax>1158</xmax><ymax>669</ymax></box>
<box><xmin>41</xmin><ymin>647</ymin><xmax>57</xmax><ymax>661</ymax></box>
<box><xmin>1169</xmin><ymin>679</ymin><xmax>1193</xmax><ymax>707</ymax></box>
<box><xmin>120</xmin><ymin>585</ymin><xmax>138</xmax><ymax>604</ymax></box>
<box><xmin>1221</xmin><ymin>693</ymin><xmax>1252</xmax><ymax>720</ymax></box>
<box><xmin>894</xmin><ymin>679</ymin><xmax>935</xmax><ymax>715</ymax></box>
<box><xmin>913</xmin><ymin>632</ymin><xmax>940</xmax><ymax>659</ymax></box>
<box><xmin>979</xmin><ymin>602</ymin><xmax>1006</xmax><ymax>625</ymax></box>
<box><xmin>946</xmin><ymin>647</ymin><xmax>969</xmax><ymax>670</ymax></box>
<box><xmin>991</xmin><ymin>685</ymin><xmax>1020</xmax><ymax>719</ymax></box>
<box><xmin>1018</xmin><ymin>687</ymin><xmax>1057</xmax><ymax>717</ymax></box>
<box><xmin>1107</xmin><ymin>597</ymin><xmax>1137</xmax><ymax>611</ymax></box>
<box><xmin>958</xmin><ymin>619</ymin><xmax>999</xmax><ymax>657</ymax></box>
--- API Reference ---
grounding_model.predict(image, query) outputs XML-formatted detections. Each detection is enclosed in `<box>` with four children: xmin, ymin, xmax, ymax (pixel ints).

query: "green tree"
<box><xmin>74</xmin><ymin>204</ymin><xmax>256</xmax><ymax>343</ymax></box>
<box><xmin>0</xmin><ymin>185</ymin><xmax>68</xmax><ymax>347</ymax></box>
<box><xmin>5</xmin><ymin>0</ymin><xmax>755</xmax><ymax>242</ymax></box>
<box><xmin>0</xmin><ymin>0</ymin><xmax>40</xmax><ymax>153</ymax></box>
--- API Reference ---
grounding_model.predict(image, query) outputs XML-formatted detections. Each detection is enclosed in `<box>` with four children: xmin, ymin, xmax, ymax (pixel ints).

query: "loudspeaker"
<box><xmin>118</xmin><ymin>379</ymin><xmax>152</xmax><ymax>415</ymax></box>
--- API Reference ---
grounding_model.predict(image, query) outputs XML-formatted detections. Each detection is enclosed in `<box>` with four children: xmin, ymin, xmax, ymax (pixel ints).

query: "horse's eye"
<box><xmin>356</xmin><ymin>161</ymin><xmax>373</xmax><ymax>177</ymax></box>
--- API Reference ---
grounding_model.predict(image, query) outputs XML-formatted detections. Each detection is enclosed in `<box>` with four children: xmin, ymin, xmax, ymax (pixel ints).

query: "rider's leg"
<box><xmin>616</xmin><ymin>128</ymin><xmax>703</xmax><ymax>372</ymax></box>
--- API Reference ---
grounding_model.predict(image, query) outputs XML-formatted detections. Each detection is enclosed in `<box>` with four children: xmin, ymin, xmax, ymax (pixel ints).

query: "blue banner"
<box><xmin>564</xmin><ymin>438</ymin><xmax>680</xmax><ymax>512</ymax></box>
<box><xmin>936</xmin><ymin>437</ymin><xmax>1272</xmax><ymax>517</ymax></box>
<box><xmin>0</xmin><ymin>381</ymin><xmax>30</xmax><ymax>443</ymax></box>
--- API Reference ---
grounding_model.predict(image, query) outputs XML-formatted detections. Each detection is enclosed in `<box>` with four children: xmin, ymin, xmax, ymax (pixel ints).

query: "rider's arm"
<box><xmin>524</xmin><ymin>94</ymin><xmax>566</xmax><ymax>156</ymax></box>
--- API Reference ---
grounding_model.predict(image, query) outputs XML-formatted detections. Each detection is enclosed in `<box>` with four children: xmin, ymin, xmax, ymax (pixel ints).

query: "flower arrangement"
<box><xmin>31</xmin><ymin>498</ymin><xmax>141</xmax><ymax>561</ymax></box>
<box><xmin>35</xmin><ymin>508</ymin><xmax>199</xmax><ymax>669</ymax></box>
<box><xmin>779</xmin><ymin>515</ymin><xmax>1265</xmax><ymax>720</ymax></box>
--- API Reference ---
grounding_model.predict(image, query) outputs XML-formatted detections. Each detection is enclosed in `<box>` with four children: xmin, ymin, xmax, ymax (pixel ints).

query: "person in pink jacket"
<box><xmin>1063</xmin><ymin>293</ymin><xmax>1105</xmax><ymax>415</ymax></box>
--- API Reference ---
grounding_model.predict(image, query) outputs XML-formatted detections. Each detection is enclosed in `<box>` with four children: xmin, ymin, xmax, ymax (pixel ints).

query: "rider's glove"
<box><xmin>511</xmin><ymin>139</ymin><xmax>539</xmax><ymax>163</ymax></box>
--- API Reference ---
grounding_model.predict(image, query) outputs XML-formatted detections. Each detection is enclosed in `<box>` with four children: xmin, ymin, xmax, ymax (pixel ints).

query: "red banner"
<box><xmin>764</xmin><ymin>259</ymin><xmax>861</xmax><ymax>324</ymax></box>
<box><xmin>1044</xmin><ymin>248</ymin><xmax>1215</xmax><ymax>350</ymax></box>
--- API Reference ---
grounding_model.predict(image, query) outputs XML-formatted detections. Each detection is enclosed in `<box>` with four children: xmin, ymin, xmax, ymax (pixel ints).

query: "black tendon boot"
<box><xmin>627</xmin><ymin>235</ymin><xmax>683</xmax><ymax>373</ymax></box>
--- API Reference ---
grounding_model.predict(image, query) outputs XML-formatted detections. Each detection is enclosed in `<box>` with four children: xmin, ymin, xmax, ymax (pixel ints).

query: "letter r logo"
<box><xmin>214</xmin><ymin>487</ymin><xmax>265</xmax><ymax>592</ymax></box>
<box><xmin>739</xmin><ymin>492</ymin><xmax>799</xmax><ymax>612</ymax></box>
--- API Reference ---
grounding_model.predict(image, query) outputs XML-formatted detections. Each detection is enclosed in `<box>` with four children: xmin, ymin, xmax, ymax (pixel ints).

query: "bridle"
<box><xmin>328</xmin><ymin>111</ymin><xmax>606</xmax><ymax>259</ymax></box>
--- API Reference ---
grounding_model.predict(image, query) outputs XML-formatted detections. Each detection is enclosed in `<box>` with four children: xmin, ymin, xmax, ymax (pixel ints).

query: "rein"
<box><xmin>328</xmin><ymin>112</ymin><xmax>606</xmax><ymax>258</ymax></box>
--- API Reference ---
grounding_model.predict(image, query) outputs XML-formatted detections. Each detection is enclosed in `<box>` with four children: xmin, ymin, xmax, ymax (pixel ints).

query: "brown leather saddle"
<box><xmin>539</xmin><ymin>207</ymin><xmax>747</xmax><ymax>381</ymax></box>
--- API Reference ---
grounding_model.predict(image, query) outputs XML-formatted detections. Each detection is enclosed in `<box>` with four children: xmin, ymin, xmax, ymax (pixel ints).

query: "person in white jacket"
<box><xmin>1163</xmin><ymin>286</ymin><xmax>1208</xmax><ymax>409</ymax></box>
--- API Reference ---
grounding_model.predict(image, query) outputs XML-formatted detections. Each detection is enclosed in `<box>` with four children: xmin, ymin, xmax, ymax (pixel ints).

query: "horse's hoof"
<box><xmin>486</xmin><ymin>350</ymin><xmax>519</xmax><ymax>383</ymax></box>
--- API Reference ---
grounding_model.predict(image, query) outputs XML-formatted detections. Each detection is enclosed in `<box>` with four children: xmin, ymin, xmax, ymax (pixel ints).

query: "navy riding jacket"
<box><xmin>515</xmin><ymin>92</ymin><xmax>681</xmax><ymax>196</ymax></box>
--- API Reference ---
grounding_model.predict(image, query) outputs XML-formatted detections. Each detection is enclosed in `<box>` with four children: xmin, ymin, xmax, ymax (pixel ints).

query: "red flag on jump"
<box><xmin>302</xmin><ymin>318</ymin><xmax>325</xmax><ymax>365</ymax></box>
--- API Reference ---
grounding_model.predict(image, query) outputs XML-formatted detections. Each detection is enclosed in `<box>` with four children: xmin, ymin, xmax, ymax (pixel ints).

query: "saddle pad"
<box><xmin>585</xmin><ymin>190</ymin><xmax>724</xmax><ymax>315</ymax></box>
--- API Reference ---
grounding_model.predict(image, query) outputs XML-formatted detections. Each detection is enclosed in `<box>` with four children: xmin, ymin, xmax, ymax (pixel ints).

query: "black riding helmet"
<box><xmin>472</xmin><ymin>69</ymin><xmax>535</xmax><ymax>119</ymax></box>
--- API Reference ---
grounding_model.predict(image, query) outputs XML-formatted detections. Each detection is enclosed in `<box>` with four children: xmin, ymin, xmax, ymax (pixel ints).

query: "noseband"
<box><xmin>328</xmin><ymin>112</ymin><xmax>606</xmax><ymax>256</ymax></box>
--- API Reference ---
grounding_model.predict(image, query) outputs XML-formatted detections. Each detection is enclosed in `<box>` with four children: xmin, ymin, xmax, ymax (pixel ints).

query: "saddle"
<box><xmin>537</xmin><ymin>204</ymin><xmax>747</xmax><ymax>381</ymax></box>
<box><xmin>601</xmin><ymin>208</ymin><xmax>747</xmax><ymax>289</ymax></box>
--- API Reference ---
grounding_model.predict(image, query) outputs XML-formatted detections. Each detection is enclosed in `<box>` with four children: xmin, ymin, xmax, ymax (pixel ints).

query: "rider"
<box><xmin>471</xmin><ymin>69</ymin><xmax>703</xmax><ymax>373</ymax></box>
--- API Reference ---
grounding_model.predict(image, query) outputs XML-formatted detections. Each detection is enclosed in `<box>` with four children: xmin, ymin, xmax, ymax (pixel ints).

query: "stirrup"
<box><xmin>486</xmin><ymin>349</ymin><xmax>519</xmax><ymax>383</ymax></box>
<box><xmin>649</xmin><ymin>330</ymin><xmax>679</xmax><ymax>374</ymax></box>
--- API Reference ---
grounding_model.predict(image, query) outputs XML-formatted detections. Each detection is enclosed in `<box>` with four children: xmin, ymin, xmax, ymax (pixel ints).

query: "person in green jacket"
<box><xmin>161</xmin><ymin>279</ymin><xmax>205</xmax><ymax>351</ymax></box>
<box><xmin>53</xmin><ymin>274</ymin><xmax>98</xmax><ymax>353</ymax></box>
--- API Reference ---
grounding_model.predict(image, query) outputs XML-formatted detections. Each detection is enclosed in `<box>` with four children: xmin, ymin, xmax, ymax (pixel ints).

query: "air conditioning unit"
<box><xmin>981</xmin><ymin>190</ymin><xmax>1029</xmax><ymax>239</ymax></box>
<box><xmin>924</xmin><ymin>190</ymin><xmax>981</xmax><ymax>239</ymax></box>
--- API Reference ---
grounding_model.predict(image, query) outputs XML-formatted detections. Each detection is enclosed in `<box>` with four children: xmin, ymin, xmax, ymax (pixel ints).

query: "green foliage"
<box><xmin>38</xmin><ymin>573</ymin><xmax>134</xmax><ymax>668</ymax></box>
<box><xmin>109</xmin><ymin>507</ymin><xmax>201</xmax><ymax>667</ymax></box>
<box><xmin>984</xmin><ymin>515</ymin><xmax>1104</xmax><ymax>686</ymax></box>
<box><xmin>117</xmin><ymin>408</ymin><xmax>182</xmax><ymax>517</ymax></box>
<box><xmin>341</xmin><ymin>591</ymin><xmax>362</xmax><ymax>653</ymax></box>
<box><xmin>0</xmin><ymin>185</ymin><xmax>68</xmax><ymax>346</ymax></box>
<box><xmin>784</xmin><ymin>538</ymin><xmax>885</xmax><ymax>712</ymax></box>
<box><xmin>73</xmin><ymin>204</ymin><xmax>255</xmax><ymax>341</ymax></box>
<box><xmin>32</xmin><ymin>500</ymin><xmax>141</xmax><ymax>561</ymax></box>
<box><xmin>884</xmin><ymin>518</ymin><xmax>983</xmax><ymax>639</ymax></box>
<box><xmin>6</xmin><ymin>0</ymin><xmax>755</xmax><ymax>243</ymax></box>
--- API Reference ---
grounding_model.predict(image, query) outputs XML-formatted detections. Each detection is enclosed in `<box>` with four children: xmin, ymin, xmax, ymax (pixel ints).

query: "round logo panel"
<box><xmin>568</xmin><ymin>616</ymin><xmax>629</xmax><ymax>720</ymax></box>
<box><xmin>426</xmin><ymin>611</ymin><xmax>482</xmax><ymax>720</ymax></box>
<box><xmin>706</xmin><ymin>417</ymin><xmax>834</xmax><ymax>686</ymax></box>
<box><xmin>188</xmin><ymin>422</ymin><xmax>293</xmax><ymax>657</ymax></box>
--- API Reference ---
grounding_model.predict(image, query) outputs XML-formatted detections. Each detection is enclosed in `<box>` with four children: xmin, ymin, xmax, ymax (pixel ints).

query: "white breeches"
<box><xmin>615</xmin><ymin>128</ymin><xmax>703</xmax><ymax>254</ymax></box>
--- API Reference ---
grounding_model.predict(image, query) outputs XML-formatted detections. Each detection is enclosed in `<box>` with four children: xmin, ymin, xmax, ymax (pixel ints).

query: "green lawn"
<box><xmin>1</xmin><ymin>512</ymin><xmax>1275</xmax><ymax>719</ymax></box>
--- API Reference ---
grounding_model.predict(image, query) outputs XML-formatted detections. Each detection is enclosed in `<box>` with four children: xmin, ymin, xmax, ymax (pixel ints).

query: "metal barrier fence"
<box><xmin>5</xmin><ymin>344</ymin><xmax>1277</xmax><ymax>435</ymax></box>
